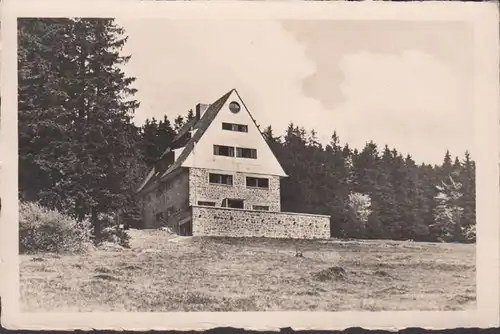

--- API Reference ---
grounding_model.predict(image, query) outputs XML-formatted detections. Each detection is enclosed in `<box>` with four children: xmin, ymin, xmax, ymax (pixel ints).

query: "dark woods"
<box><xmin>263</xmin><ymin>126</ymin><xmax>475</xmax><ymax>243</ymax></box>
<box><xmin>18</xmin><ymin>18</ymin><xmax>476</xmax><ymax>244</ymax></box>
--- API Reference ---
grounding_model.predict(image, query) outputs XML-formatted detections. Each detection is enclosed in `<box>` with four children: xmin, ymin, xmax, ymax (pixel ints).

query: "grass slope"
<box><xmin>20</xmin><ymin>229</ymin><xmax>475</xmax><ymax>312</ymax></box>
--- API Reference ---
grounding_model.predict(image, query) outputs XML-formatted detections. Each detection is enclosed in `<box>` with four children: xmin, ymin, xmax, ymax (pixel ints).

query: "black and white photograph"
<box><xmin>1</xmin><ymin>0</ymin><xmax>499</xmax><ymax>330</ymax></box>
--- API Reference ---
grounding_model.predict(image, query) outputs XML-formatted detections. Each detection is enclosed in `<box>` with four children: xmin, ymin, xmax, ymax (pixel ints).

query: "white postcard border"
<box><xmin>1</xmin><ymin>0</ymin><xmax>499</xmax><ymax>330</ymax></box>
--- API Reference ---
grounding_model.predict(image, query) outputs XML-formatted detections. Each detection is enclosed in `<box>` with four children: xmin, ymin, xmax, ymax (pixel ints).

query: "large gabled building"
<box><xmin>136</xmin><ymin>89</ymin><xmax>330</xmax><ymax>239</ymax></box>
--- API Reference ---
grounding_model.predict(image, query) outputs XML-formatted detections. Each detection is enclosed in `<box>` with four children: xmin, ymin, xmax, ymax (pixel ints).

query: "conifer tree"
<box><xmin>66</xmin><ymin>19</ymin><xmax>141</xmax><ymax>240</ymax></box>
<box><xmin>19</xmin><ymin>18</ymin><xmax>142</xmax><ymax>242</ymax></box>
<box><xmin>18</xmin><ymin>18</ymin><xmax>76</xmax><ymax>206</ymax></box>
<box><xmin>460</xmin><ymin>151</ymin><xmax>476</xmax><ymax>231</ymax></box>
<box><xmin>441</xmin><ymin>150</ymin><xmax>453</xmax><ymax>178</ymax></box>
<box><xmin>141</xmin><ymin>118</ymin><xmax>162</xmax><ymax>166</ymax></box>
<box><xmin>173</xmin><ymin>115</ymin><xmax>184</xmax><ymax>131</ymax></box>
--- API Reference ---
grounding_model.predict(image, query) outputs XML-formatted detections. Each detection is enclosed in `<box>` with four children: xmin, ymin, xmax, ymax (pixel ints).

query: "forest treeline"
<box><xmin>18</xmin><ymin>18</ymin><xmax>475</xmax><ymax>244</ymax></box>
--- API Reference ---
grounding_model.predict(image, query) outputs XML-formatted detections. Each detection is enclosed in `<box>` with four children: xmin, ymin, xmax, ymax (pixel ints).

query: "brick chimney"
<box><xmin>195</xmin><ymin>103</ymin><xmax>210</xmax><ymax>120</ymax></box>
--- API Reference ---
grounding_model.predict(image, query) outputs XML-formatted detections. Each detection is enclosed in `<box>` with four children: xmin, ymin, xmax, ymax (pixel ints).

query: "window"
<box><xmin>198</xmin><ymin>201</ymin><xmax>216</xmax><ymax>206</ymax></box>
<box><xmin>209</xmin><ymin>173</ymin><xmax>233</xmax><ymax>185</ymax></box>
<box><xmin>229</xmin><ymin>101</ymin><xmax>241</xmax><ymax>113</ymax></box>
<box><xmin>253</xmin><ymin>205</ymin><xmax>269</xmax><ymax>211</ymax></box>
<box><xmin>222</xmin><ymin>198</ymin><xmax>244</xmax><ymax>209</ymax></box>
<box><xmin>222</xmin><ymin>122</ymin><xmax>248</xmax><ymax>133</ymax></box>
<box><xmin>213</xmin><ymin>145</ymin><xmax>235</xmax><ymax>157</ymax></box>
<box><xmin>236</xmin><ymin>147</ymin><xmax>257</xmax><ymax>159</ymax></box>
<box><xmin>246</xmin><ymin>177</ymin><xmax>269</xmax><ymax>188</ymax></box>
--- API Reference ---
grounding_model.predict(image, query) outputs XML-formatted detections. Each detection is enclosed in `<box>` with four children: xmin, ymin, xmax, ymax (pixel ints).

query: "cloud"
<box><xmin>330</xmin><ymin>50</ymin><xmax>471</xmax><ymax>163</ymax></box>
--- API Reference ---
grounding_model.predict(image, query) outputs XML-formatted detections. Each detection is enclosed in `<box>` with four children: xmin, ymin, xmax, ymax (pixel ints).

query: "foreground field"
<box><xmin>20</xmin><ymin>229</ymin><xmax>475</xmax><ymax>312</ymax></box>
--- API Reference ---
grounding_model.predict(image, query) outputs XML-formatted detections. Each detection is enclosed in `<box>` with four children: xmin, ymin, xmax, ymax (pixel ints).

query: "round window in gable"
<box><xmin>229</xmin><ymin>101</ymin><xmax>241</xmax><ymax>114</ymax></box>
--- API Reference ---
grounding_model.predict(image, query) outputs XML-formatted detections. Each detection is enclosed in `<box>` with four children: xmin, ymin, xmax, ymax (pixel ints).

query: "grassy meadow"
<box><xmin>20</xmin><ymin>229</ymin><xmax>475</xmax><ymax>312</ymax></box>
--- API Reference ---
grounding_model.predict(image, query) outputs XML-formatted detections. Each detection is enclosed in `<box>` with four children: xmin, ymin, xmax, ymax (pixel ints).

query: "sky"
<box><xmin>117</xmin><ymin>18</ymin><xmax>474</xmax><ymax>165</ymax></box>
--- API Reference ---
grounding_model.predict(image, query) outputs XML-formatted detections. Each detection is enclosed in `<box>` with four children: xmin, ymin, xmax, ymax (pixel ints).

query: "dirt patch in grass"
<box><xmin>373</xmin><ymin>269</ymin><xmax>394</xmax><ymax>279</ymax></box>
<box><xmin>94</xmin><ymin>267</ymin><xmax>114</xmax><ymax>274</ymax></box>
<box><xmin>122</xmin><ymin>264</ymin><xmax>142</xmax><ymax>271</ymax></box>
<box><xmin>20</xmin><ymin>229</ymin><xmax>476</xmax><ymax>312</ymax></box>
<box><xmin>92</xmin><ymin>274</ymin><xmax>121</xmax><ymax>282</ymax></box>
<box><xmin>312</xmin><ymin>266</ymin><xmax>348</xmax><ymax>282</ymax></box>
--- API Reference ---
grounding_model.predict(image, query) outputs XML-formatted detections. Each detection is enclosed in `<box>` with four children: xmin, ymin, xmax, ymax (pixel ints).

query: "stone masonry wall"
<box><xmin>142</xmin><ymin>169</ymin><xmax>190</xmax><ymax>229</ymax></box>
<box><xmin>188</xmin><ymin>168</ymin><xmax>281</xmax><ymax>212</ymax></box>
<box><xmin>192</xmin><ymin>206</ymin><xmax>330</xmax><ymax>239</ymax></box>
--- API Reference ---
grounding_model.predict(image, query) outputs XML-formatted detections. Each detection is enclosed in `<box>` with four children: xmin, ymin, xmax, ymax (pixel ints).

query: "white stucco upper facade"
<box><xmin>181</xmin><ymin>91</ymin><xmax>287</xmax><ymax>177</ymax></box>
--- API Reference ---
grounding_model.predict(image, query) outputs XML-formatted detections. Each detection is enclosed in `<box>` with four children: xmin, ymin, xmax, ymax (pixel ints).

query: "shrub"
<box><xmin>462</xmin><ymin>224</ymin><xmax>476</xmax><ymax>243</ymax></box>
<box><xmin>341</xmin><ymin>192</ymin><xmax>373</xmax><ymax>238</ymax></box>
<box><xmin>347</xmin><ymin>192</ymin><xmax>372</xmax><ymax>224</ymax></box>
<box><xmin>96</xmin><ymin>213</ymin><xmax>131</xmax><ymax>248</ymax></box>
<box><xmin>19</xmin><ymin>201</ymin><xmax>92</xmax><ymax>254</ymax></box>
<box><xmin>432</xmin><ymin>176</ymin><xmax>465</xmax><ymax>242</ymax></box>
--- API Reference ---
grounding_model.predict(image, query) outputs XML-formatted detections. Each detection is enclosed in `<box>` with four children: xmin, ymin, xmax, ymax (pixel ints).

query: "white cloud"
<box><xmin>331</xmin><ymin>50</ymin><xmax>471</xmax><ymax>163</ymax></box>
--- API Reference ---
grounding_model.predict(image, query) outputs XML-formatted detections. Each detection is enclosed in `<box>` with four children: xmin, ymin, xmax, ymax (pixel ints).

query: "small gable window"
<box><xmin>214</xmin><ymin>145</ymin><xmax>235</xmax><ymax>157</ymax></box>
<box><xmin>229</xmin><ymin>101</ymin><xmax>241</xmax><ymax>114</ymax></box>
<box><xmin>222</xmin><ymin>122</ymin><xmax>248</xmax><ymax>133</ymax></box>
<box><xmin>236</xmin><ymin>147</ymin><xmax>257</xmax><ymax>159</ymax></box>
<box><xmin>209</xmin><ymin>173</ymin><xmax>233</xmax><ymax>186</ymax></box>
<box><xmin>253</xmin><ymin>205</ymin><xmax>270</xmax><ymax>211</ymax></box>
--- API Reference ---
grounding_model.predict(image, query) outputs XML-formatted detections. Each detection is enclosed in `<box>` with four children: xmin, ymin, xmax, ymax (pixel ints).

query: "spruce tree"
<box><xmin>69</xmin><ymin>18</ymin><xmax>141</xmax><ymax>240</ymax></box>
<box><xmin>18</xmin><ymin>18</ymin><xmax>76</xmax><ymax>207</ymax></box>
<box><xmin>141</xmin><ymin>118</ymin><xmax>162</xmax><ymax>166</ymax></box>
<box><xmin>460</xmin><ymin>151</ymin><xmax>476</xmax><ymax>235</ymax></box>
<box><xmin>441</xmin><ymin>150</ymin><xmax>453</xmax><ymax>178</ymax></box>
<box><xmin>19</xmin><ymin>18</ymin><xmax>142</xmax><ymax>243</ymax></box>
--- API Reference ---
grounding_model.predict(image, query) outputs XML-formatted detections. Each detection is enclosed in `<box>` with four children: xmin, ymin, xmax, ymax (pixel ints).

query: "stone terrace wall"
<box><xmin>192</xmin><ymin>206</ymin><xmax>330</xmax><ymax>239</ymax></box>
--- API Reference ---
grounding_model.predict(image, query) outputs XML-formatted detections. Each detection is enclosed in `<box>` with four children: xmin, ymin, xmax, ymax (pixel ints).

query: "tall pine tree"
<box><xmin>19</xmin><ymin>18</ymin><xmax>143</xmax><ymax>242</ymax></box>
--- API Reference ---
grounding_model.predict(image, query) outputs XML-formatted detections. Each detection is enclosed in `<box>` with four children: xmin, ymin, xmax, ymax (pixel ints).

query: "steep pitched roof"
<box><xmin>137</xmin><ymin>88</ymin><xmax>289</xmax><ymax>194</ymax></box>
<box><xmin>137</xmin><ymin>90</ymin><xmax>233</xmax><ymax>193</ymax></box>
<box><xmin>161</xmin><ymin>90</ymin><xmax>234</xmax><ymax>174</ymax></box>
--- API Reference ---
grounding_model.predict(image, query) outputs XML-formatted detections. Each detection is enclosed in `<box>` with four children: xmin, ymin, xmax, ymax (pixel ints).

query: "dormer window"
<box><xmin>229</xmin><ymin>101</ymin><xmax>241</xmax><ymax>114</ymax></box>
